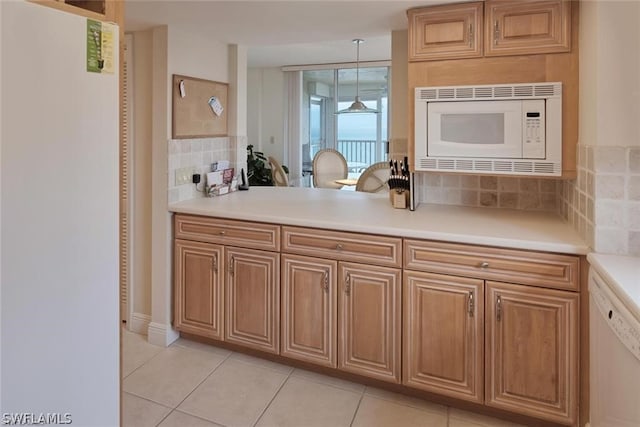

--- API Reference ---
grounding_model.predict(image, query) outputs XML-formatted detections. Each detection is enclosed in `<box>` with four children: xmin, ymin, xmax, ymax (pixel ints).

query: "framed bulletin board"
<box><xmin>172</xmin><ymin>74</ymin><xmax>229</xmax><ymax>139</ymax></box>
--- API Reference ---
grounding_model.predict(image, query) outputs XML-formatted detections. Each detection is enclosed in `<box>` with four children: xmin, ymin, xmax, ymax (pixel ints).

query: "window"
<box><xmin>301</xmin><ymin>65</ymin><xmax>389</xmax><ymax>184</ymax></box>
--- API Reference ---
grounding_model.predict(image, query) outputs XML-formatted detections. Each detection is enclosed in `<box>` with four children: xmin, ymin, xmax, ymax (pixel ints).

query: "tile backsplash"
<box><xmin>561</xmin><ymin>145</ymin><xmax>640</xmax><ymax>255</ymax></box>
<box><xmin>415</xmin><ymin>173</ymin><xmax>560</xmax><ymax>212</ymax></box>
<box><xmin>168</xmin><ymin>137</ymin><xmax>237</xmax><ymax>203</ymax></box>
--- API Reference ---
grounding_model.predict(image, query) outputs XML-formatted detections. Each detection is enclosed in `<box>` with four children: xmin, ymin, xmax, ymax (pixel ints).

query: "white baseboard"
<box><xmin>147</xmin><ymin>322</ymin><xmax>179</xmax><ymax>347</ymax></box>
<box><xmin>129</xmin><ymin>312</ymin><xmax>151</xmax><ymax>335</ymax></box>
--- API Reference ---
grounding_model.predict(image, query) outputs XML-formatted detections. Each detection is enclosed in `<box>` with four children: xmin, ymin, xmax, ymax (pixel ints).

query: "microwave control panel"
<box><xmin>522</xmin><ymin>100</ymin><xmax>546</xmax><ymax>159</ymax></box>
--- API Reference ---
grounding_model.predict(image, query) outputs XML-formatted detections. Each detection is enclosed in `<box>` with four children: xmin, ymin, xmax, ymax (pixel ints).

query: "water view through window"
<box><xmin>303</xmin><ymin>66</ymin><xmax>389</xmax><ymax>185</ymax></box>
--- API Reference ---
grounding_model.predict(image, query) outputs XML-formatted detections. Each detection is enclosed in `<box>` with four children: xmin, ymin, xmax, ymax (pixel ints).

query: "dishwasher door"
<box><xmin>589</xmin><ymin>269</ymin><xmax>640</xmax><ymax>427</ymax></box>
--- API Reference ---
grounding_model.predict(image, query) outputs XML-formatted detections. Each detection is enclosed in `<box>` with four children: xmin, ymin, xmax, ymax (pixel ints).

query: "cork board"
<box><xmin>172</xmin><ymin>74</ymin><xmax>228</xmax><ymax>139</ymax></box>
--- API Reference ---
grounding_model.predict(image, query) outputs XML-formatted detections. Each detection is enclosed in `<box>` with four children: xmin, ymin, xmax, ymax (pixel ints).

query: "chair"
<box><xmin>312</xmin><ymin>149</ymin><xmax>348</xmax><ymax>189</ymax></box>
<box><xmin>355</xmin><ymin>162</ymin><xmax>390</xmax><ymax>193</ymax></box>
<box><xmin>268</xmin><ymin>156</ymin><xmax>289</xmax><ymax>187</ymax></box>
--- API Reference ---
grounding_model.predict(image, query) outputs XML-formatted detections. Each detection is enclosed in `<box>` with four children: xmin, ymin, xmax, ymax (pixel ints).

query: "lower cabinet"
<box><xmin>174</xmin><ymin>239</ymin><xmax>224</xmax><ymax>340</ymax></box>
<box><xmin>281</xmin><ymin>254</ymin><xmax>337</xmax><ymax>367</ymax></box>
<box><xmin>281</xmin><ymin>255</ymin><xmax>401</xmax><ymax>382</ymax></box>
<box><xmin>225</xmin><ymin>246</ymin><xmax>280</xmax><ymax>354</ymax></box>
<box><xmin>338</xmin><ymin>262</ymin><xmax>401</xmax><ymax>383</ymax></box>
<box><xmin>485</xmin><ymin>281</ymin><xmax>579</xmax><ymax>425</ymax></box>
<box><xmin>174</xmin><ymin>215</ymin><xmax>582</xmax><ymax>426</ymax></box>
<box><xmin>403</xmin><ymin>271</ymin><xmax>484</xmax><ymax>403</ymax></box>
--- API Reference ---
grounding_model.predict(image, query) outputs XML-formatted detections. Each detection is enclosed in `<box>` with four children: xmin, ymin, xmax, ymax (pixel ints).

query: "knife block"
<box><xmin>389</xmin><ymin>189</ymin><xmax>409</xmax><ymax>209</ymax></box>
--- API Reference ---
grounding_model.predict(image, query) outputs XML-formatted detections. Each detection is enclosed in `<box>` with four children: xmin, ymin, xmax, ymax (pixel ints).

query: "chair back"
<box><xmin>355</xmin><ymin>162</ymin><xmax>390</xmax><ymax>193</ymax></box>
<box><xmin>312</xmin><ymin>149</ymin><xmax>348</xmax><ymax>189</ymax></box>
<box><xmin>268</xmin><ymin>156</ymin><xmax>289</xmax><ymax>187</ymax></box>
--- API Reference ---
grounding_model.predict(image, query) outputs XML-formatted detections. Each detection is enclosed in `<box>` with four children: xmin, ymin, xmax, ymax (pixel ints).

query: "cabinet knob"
<box><xmin>219</xmin><ymin>230</ymin><xmax>226</xmax><ymax>236</ymax></box>
<box><xmin>480</xmin><ymin>262</ymin><xmax>490</xmax><ymax>269</ymax></box>
<box><xmin>336</xmin><ymin>243</ymin><xmax>343</xmax><ymax>251</ymax></box>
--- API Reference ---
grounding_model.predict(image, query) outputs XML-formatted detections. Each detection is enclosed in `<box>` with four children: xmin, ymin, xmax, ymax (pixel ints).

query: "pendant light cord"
<box><xmin>355</xmin><ymin>39</ymin><xmax>361</xmax><ymax>100</ymax></box>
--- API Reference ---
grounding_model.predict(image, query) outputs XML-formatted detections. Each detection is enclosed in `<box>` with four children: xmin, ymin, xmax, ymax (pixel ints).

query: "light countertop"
<box><xmin>588</xmin><ymin>253</ymin><xmax>640</xmax><ymax>318</ymax></box>
<box><xmin>169</xmin><ymin>187</ymin><xmax>589</xmax><ymax>255</ymax></box>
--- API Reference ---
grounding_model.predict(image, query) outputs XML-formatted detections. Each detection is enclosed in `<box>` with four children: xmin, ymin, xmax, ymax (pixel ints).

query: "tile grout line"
<box><xmin>121</xmin><ymin>336</ymin><xmax>165</xmax><ymax>380</ymax></box>
<box><xmin>154</xmin><ymin>408</ymin><xmax>175</xmax><ymax>427</ymax></box>
<box><xmin>251</xmin><ymin>366</ymin><xmax>295</xmax><ymax>427</ymax></box>
<box><xmin>348</xmin><ymin>386</ymin><xmax>366</xmax><ymax>427</ymax></box>
<box><xmin>154</xmin><ymin>348</ymin><xmax>234</xmax><ymax>426</ymax></box>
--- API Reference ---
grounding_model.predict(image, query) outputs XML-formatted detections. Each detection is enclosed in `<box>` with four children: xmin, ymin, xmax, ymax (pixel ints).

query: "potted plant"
<box><xmin>246</xmin><ymin>144</ymin><xmax>273</xmax><ymax>186</ymax></box>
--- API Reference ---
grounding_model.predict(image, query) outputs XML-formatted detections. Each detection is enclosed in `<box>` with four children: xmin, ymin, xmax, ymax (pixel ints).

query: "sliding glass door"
<box><xmin>300</xmin><ymin>65</ymin><xmax>389</xmax><ymax>185</ymax></box>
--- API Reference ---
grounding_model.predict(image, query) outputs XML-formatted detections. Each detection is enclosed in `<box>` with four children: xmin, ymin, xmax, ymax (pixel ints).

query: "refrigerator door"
<box><xmin>1</xmin><ymin>1</ymin><xmax>119</xmax><ymax>424</ymax></box>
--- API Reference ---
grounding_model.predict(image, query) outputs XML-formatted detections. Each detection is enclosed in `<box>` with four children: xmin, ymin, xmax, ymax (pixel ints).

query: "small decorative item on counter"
<box><xmin>387</xmin><ymin>156</ymin><xmax>411</xmax><ymax>209</ymax></box>
<box><xmin>206</xmin><ymin>166</ymin><xmax>237</xmax><ymax>197</ymax></box>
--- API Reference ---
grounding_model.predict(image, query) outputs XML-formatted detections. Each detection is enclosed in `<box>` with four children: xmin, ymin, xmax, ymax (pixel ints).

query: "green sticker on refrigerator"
<box><xmin>87</xmin><ymin>19</ymin><xmax>102</xmax><ymax>73</ymax></box>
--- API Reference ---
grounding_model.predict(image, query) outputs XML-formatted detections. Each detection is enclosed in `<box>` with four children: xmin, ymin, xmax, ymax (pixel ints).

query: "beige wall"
<box><xmin>131</xmin><ymin>30</ymin><xmax>153</xmax><ymax>320</ymax></box>
<box><xmin>564</xmin><ymin>0</ymin><xmax>640</xmax><ymax>255</ymax></box>
<box><xmin>390</xmin><ymin>29</ymin><xmax>408</xmax><ymax>157</ymax></box>
<box><xmin>129</xmin><ymin>24</ymin><xmax>236</xmax><ymax>343</ymax></box>
<box><xmin>580</xmin><ymin>0</ymin><xmax>640</xmax><ymax>148</ymax></box>
<box><xmin>247</xmin><ymin>67</ymin><xmax>286</xmax><ymax>162</ymax></box>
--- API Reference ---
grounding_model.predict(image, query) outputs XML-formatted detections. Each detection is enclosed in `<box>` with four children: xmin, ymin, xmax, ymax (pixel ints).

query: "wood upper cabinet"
<box><xmin>485</xmin><ymin>281</ymin><xmax>579</xmax><ymax>425</ymax></box>
<box><xmin>485</xmin><ymin>0</ymin><xmax>572</xmax><ymax>56</ymax></box>
<box><xmin>408</xmin><ymin>2</ymin><xmax>483</xmax><ymax>62</ymax></box>
<box><xmin>225</xmin><ymin>247</ymin><xmax>280</xmax><ymax>354</ymax></box>
<box><xmin>403</xmin><ymin>271</ymin><xmax>484</xmax><ymax>403</ymax></box>
<box><xmin>174</xmin><ymin>239</ymin><xmax>224</xmax><ymax>340</ymax></box>
<box><xmin>338</xmin><ymin>263</ymin><xmax>401</xmax><ymax>383</ymax></box>
<box><xmin>281</xmin><ymin>254</ymin><xmax>337</xmax><ymax>367</ymax></box>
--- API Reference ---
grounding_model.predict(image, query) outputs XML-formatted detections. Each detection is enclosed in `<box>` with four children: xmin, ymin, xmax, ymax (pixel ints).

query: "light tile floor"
<box><xmin>122</xmin><ymin>329</ymin><xmax>525</xmax><ymax>427</ymax></box>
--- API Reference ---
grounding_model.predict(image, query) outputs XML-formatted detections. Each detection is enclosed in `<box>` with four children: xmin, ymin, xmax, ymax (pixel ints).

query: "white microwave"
<box><xmin>415</xmin><ymin>82</ymin><xmax>562</xmax><ymax>176</ymax></box>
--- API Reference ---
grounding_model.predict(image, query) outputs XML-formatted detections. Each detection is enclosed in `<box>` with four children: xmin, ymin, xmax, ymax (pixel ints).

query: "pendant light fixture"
<box><xmin>336</xmin><ymin>39</ymin><xmax>379</xmax><ymax>114</ymax></box>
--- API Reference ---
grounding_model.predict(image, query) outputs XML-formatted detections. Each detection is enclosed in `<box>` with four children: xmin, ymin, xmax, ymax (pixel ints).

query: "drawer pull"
<box><xmin>496</xmin><ymin>296</ymin><xmax>502</xmax><ymax>321</ymax></box>
<box><xmin>468</xmin><ymin>291</ymin><xmax>474</xmax><ymax>317</ymax></box>
<box><xmin>336</xmin><ymin>243</ymin><xmax>343</xmax><ymax>251</ymax></box>
<box><xmin>322</xmin><ymin>271</ymin><xmax>329</xmax><ymax>292</ymax></box>
<box><xmin>480</xmin><ymin>262</ymin><xmax>490</xmax><ymax>269</ymax></box>
<box><xmin>228</xmin><ymin>256</ymin><xmax>235</xmax><ymax>275</ymax></box>
<box><xmin>345</xmin><ymin>273</ymin><xmax>351</xmax><ymax>296</ymax></box>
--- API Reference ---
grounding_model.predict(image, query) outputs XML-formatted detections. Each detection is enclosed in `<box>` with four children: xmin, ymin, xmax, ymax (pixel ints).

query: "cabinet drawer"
<box><xmin>282</xmin><ymin>226</ymin><xmax>402</xmax><ymax>268</ymax></box>
<box><xmin>404</xmin><ymin>240</ymin><xmax>579</xmax><ymax>291</ymax></box>
<box><xmin>175</xmin><ymin>214</ymin><xmax>280</xmax><ymax>251</ymax></box>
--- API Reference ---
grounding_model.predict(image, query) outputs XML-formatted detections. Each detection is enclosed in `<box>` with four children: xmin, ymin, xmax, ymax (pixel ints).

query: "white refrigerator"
<box><xmin>1</xmin><ymin>1</ymin><xmax>119</xmax><ymax>424</ymax></box>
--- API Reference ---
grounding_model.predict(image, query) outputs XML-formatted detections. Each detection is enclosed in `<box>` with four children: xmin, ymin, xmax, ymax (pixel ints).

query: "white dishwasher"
<box><xmin>588</xmin><ymin>254</ymin><xmax>640</xmax><ymax>427</ymax></box>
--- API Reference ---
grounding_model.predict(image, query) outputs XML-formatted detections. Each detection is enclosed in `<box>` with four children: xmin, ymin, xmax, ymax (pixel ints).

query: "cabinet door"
<box><xmin>225</xmin><ymin>247</ymin><xmax>280</xmax><ymax>354</ymax></box>
<box><xmin>408</xmin><ymin>2</ymin><xmax>483</xmax><ymax>62</ymax></box>
<box><xmin>338</xmin><ymin>263</ymin><xmax>401</xmax><ymax>383</ymax></box>
<box><xmin>485</xmin><ymin>0</ymin><xmax>571</xmax><ymax>56</ymax></box>
<box><xmin>174</xmin><ymin>239</ymin><xmax>224</xmax><ymax>340</ymax></box>
<box><xmin>403</xmin><ymin>271</ymin><xmax>484</xmax><ymax>403</ymax></box>
<box><xmin>486</xmin><ymin>281</ymin><xmax>578</xmax><ymax>425</ymax></box>
<box><xmin>281</xmin><ymin>254</ymin><xmax>337</xmax><ymax>367</ymax></box>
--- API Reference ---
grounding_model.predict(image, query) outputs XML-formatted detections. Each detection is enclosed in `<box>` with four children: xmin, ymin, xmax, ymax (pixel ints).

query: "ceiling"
<box><xmin>125</xmin><ymin>1</ymin><xmax>454</xmax><ymax>68</ymax></box>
